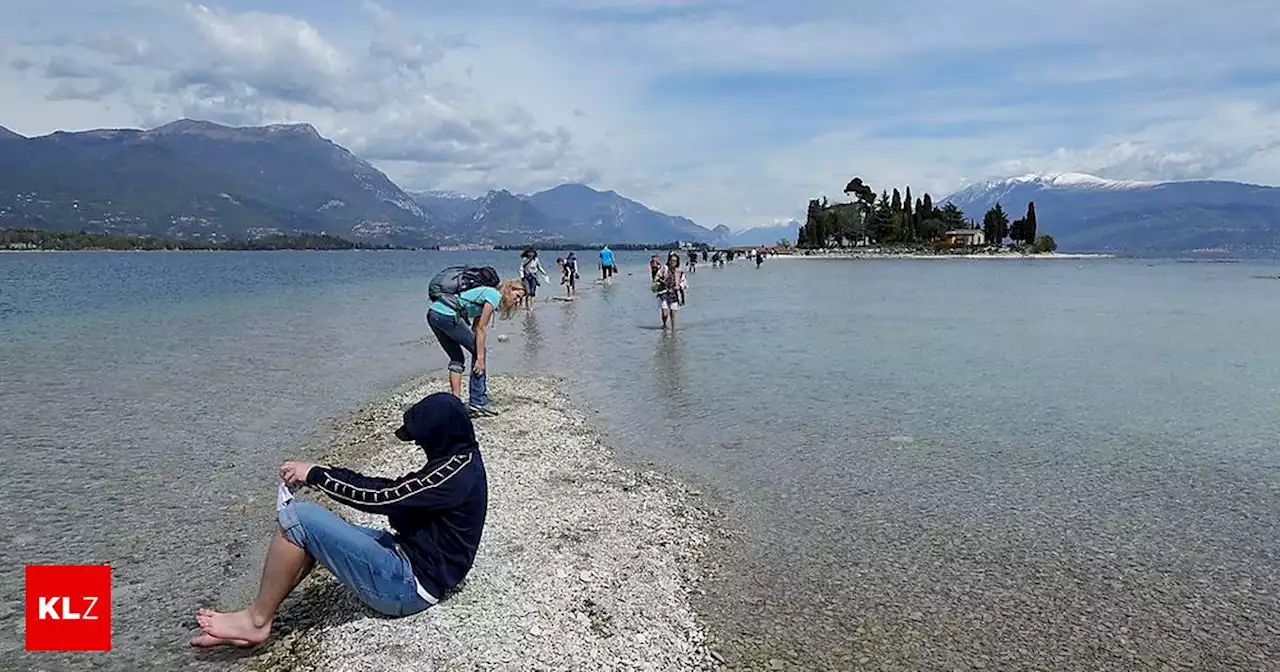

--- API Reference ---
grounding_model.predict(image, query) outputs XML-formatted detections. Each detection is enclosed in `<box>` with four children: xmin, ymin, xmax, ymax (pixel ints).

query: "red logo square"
<box><xmin>25</xmin><ymin>565</ymin><xmax>112</xmax><ymax>652</ymax></box>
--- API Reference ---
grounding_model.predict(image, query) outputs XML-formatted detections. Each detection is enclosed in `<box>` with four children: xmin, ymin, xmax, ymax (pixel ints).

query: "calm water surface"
<box><xmin>2</xmin><ymin>251</ymin><xmax>1278</xmax><ymax>670</ymax></box>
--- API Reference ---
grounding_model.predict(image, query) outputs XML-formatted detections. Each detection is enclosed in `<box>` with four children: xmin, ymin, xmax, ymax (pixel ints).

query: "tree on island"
<box><xmin>1009</xmin><ymin>201</ymin><xmax>1039</xmax><ymax>245</ymax></box>
<box><xmin>917</xmin><ymin>217</ymin><xmax>946</xmax><ymax>241</ymax></box>
<box><xmin>798</xmin><ymin>175</ymin><xmax>1053</xmax><ymax>252</ymax></box>
<box><xmin>938</xmin><ymin>202</ymin><xmax>967</xmax><ymax>230</ymax></box>
<box><xmin>843</xmin><ymin>177</ymin><xmax>876</xmax><ymax>206</ymax></box>
<box><xmin>982</xmin><ymin>203</ymin><xmax>1010</xmax><ymax>245</ymax></box>
<box><xmin>869</xmin><ymin>190</ymin><xmax>894</xmax><ymax>242</ymax></box>
<box><xmin>904</xmin><ymin>186</ymin><xmax>915</xmax><ymax>242</ymax></box>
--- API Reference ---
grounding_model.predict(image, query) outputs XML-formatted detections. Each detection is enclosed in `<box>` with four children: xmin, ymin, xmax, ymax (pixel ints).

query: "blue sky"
<box><xmin>2</xmin><ymin>0</ymin><xmax>1278</xmax><ymax>229</ymax></box>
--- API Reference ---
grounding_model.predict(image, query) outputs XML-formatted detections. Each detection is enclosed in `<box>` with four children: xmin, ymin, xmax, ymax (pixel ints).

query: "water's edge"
<box><xmin>207</xmin><ymin>372</ymin><xmax>730</xmax><ymax>671</ymax></box>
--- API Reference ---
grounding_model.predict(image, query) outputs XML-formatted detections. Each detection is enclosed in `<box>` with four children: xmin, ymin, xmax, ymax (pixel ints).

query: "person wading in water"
<box><xmin>599</xmin><ymin>245</ymin><xmax>617</xmax><ymax>282</ymax></box>
<box><xmin>519</xmin><ymin>249</ymin><xmax>550</xmax><ymax>311</ymax></box>
<box><xmin>559</xmin><ymin>253</ymin><xmax>579</xmax><ymax>299</ymax></box>
<box><xmin>649</xmin><ymin>254</ymin><xmax>662</xmax><ymax>281</ymax></box>
<box><xmin>653</xmin><ymin>252</ymin><xmax>687</xmax><ymax>330</ymax></box>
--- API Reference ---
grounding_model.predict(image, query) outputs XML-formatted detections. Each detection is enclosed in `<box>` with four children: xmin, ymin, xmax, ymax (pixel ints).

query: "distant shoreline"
<box><xmin>0</xmin><ymin>247</ymin><xmax>391</xmax><ymax>253</ymax></box>
<box><xmin>0</xmin><ymin>227</ymin><xmax>396</xmax><ymax>252</ymax></box>
<box><xmin>774</xmin><ymin>250</ymin><xmax>1114</xmax><ymax>260</ymax></box>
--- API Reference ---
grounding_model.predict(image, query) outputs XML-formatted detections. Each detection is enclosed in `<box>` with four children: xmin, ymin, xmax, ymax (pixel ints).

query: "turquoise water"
<box><xmin>2</xmin><ymin>251</ymin><xmax>1279</xmax><ymax>670</ymax></box>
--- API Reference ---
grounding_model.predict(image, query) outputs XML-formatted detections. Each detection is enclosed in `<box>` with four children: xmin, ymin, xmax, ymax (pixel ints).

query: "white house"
<box><xmin>944</xmin><ymin>229</ymin><xmax>986</xmax><ymax>247</ymax></box>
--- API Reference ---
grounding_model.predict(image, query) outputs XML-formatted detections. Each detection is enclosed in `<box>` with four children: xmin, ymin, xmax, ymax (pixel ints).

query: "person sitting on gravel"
<box><xmin>191</xmin><ymin>393</ymin><xmax>488</xmax><ymax>649</ymax></box>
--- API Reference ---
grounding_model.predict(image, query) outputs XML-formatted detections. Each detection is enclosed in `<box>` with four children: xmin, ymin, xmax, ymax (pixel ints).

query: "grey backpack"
<box><xmin>429</xmin><ymin>265</ymin><xmax>500</xmax><ymax>311</ymax></box>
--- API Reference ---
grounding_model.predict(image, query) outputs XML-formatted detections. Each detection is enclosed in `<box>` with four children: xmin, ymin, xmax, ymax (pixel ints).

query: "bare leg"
<box><xmin>661</xmin><ymin>307</ymin><xmax>669</xmax><ymax>329</ymax></box>
<box><xmin>448</xmin><ymin>370</ymin><xmax>463</xmax><ymax>398</ymax></box>
<box><xmin>192</xmin><ymin>529</ymin><xmax>314</xmax><ymax>647</ymax></box>
<box><xmin>669</xmin><ymin>310</ymin><xmax>677</xmax><ymax>329</ymax></box>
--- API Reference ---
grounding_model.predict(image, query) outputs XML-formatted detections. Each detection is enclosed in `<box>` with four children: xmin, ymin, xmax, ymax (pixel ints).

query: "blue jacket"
<box><xmin>306</xmin><ymin>393</ymin><xmax>488</xmax><ymax>601</ymax></box>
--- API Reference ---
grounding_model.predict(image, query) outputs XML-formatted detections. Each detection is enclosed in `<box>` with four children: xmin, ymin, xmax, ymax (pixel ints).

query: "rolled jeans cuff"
<box><xmin>277</xmin><ymin>499</ymin><xmax>308</xmax><ymax>549</ymax></box>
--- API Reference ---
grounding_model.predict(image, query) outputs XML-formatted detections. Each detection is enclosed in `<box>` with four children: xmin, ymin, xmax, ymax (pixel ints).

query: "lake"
<box><xmin>2</xmin><ymin>250</ymin><xmax>1278</xmax><ymax>671</ymax></box>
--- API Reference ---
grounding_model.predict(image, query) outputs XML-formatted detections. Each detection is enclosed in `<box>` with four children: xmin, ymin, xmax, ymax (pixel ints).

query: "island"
<box><xmin>797</xmin><ymin>176</ymin><xmax>1059</xmax><ymax>255</ymax></box>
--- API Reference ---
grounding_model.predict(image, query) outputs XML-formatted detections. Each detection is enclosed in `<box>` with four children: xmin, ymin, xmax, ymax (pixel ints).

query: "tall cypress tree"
<box><xmin>870</xmin><ymin>190</ymin><xmax>894</xmax><ymax>243</ymax></box>
<box><xmin>921</xmin><ymin>193</ymin><xmax>934</xmax><ymax>220</ymax></box>
<box><xmin>904</xmin><ymin>186</ymin><xmax>915</xmax><ymax>241</ymax></box>
<box><xmin>983</xmin><ymin>203</ymin><xmax>1009</xmax><ymax>245</ymax></box>
<box><xmin>1026</xmin><ymin>202</ymin><xmax>1038</xmax><ymax>242</ymax></box>
<box><xmin>801</xmin><ymin>198</ymin><xmax>823</xmax><ymax>247</ymax></box>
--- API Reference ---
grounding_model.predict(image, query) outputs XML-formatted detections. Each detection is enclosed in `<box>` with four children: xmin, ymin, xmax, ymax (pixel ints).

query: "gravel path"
<box><xmin>251</xmin><ymin>375</ymin><xmax>716</xmax><ymax>672</ymax></box>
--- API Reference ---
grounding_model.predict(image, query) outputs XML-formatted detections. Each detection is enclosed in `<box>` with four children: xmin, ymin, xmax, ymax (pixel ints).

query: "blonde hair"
<box><xmin>497</xmin><ymin>279</ymin><xmax>524</xmax><ymax>319</ymax></box>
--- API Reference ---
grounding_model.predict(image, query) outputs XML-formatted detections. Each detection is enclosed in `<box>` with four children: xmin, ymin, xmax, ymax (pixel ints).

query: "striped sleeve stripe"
<box><xmin>319</xmin><ymin>453</ymin><xmax>471</xmax><ymax>506</ymax></box>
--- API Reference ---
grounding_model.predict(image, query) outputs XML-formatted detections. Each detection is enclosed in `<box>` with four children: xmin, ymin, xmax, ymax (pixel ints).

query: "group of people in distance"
<box><xmin>521</xmin><ymin>246</ymin><xmax>618</xmax><ymax>304</ymax></box>
<box><xmin>192</xmin><ymin>243</ymin><xmax>728</xmax><ymax>650</ymax></box>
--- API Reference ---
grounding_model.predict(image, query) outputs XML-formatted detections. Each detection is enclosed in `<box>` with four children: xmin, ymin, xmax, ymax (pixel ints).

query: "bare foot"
<box><xmin>196</xmin><ymin>608</ymin><xmax>272</xmax><ymax>645</ymax></box>
<box><xmin>189</xmin><ymin>633</ymin><xmax>255</xmax><ymax>648</ymax></box>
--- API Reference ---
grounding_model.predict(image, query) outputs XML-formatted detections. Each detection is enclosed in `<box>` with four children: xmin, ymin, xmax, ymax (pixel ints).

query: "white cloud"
<box><xmin>0</xmin><ymin>0</ymin><xmax>1278</xmax><ymax>229</ymax></box>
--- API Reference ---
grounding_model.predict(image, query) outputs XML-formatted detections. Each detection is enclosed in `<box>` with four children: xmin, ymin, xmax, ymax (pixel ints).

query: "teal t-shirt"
<box><xmin>430</xmin><ymin>286</ymin><xmax>501</xmax><ymax>320</ymax></box>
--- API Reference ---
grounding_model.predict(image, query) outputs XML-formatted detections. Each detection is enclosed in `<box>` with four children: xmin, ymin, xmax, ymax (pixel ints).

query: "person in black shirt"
<box><xmin>192</xmin><ymin>393</ymin><xmax>487</xmax><ymax>648</ymax></box>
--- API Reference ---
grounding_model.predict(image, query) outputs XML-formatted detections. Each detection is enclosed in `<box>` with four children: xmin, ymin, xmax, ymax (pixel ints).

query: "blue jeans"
<box><xmin>426</xmin><ymin>309</ymin><xmax>490</xmax><ymax>406</ymax></box>
<box><xmin>278</xmin><ymin>501</ymin><xmax>433</xmax><ymax>617</ymax></box>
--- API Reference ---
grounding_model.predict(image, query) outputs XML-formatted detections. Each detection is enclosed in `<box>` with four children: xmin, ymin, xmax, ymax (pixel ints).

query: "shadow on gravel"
<box><xmin>192</xmin><ymin>575</ymin><xmax>390</xmax><ymax>667</ymax></box>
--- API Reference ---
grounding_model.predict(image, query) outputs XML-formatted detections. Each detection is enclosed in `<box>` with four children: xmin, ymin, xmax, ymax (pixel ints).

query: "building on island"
<box><xmin>943</xmin><ymin>229</ymin><xmax>986</xmax><ymax>247</ymax></box>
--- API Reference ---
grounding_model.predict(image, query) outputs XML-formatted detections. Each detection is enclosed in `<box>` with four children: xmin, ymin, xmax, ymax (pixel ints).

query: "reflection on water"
<box><xmin>521</xmin><ymin>309</ymin><xmax>543</xmax><ymax>360</ymax></box>
<box><xmin>653</xmin><ymin>331</ymin><xmax>686</xmax><ymax>429</ymax></box>
<box><xmin>561</xmin><ymin>295</ymin><xmax>578</xmax><ymax>332</ymax></box>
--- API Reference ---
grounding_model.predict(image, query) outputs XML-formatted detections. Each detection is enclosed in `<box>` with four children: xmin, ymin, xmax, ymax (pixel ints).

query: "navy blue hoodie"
<box><xmin>306</xmin><ymin>392</ymin><xmax>488</xmax><ymax>601</ymax></box>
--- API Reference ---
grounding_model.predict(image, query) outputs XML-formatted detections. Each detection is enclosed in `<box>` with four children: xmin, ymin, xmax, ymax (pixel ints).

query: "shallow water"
<box><xmin>2</xmin><ymin>251</ymin><xmax>1279</xmax><ymax>670</ymax></box>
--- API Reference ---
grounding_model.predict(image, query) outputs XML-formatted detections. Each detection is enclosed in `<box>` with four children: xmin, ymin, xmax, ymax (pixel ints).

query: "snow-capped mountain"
<box><xmin>949</xmin><ymin>172</ymin><xmax>1155</xmax><ymax>204</ymax></box>
<box><xmin>943</xmin><ymin>172</ymin><xmax>1280</xmax><ymax>253</ymax></box>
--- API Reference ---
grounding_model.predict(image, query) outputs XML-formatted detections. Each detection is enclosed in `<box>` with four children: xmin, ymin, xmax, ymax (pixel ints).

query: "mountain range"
<box><xmin>943</xmin><ymin>173</ymin><xmax>1280</xmax><ymax>253</ymax></box>
<box><xmin>4</xmin><ymin>119</ymin><xmax>1277</xmax><ymax>252</ymax></box>
<box><xmin>0</xmin><ymin>119</ymin><xmax>779</xmax><ymax>247</ymax></box>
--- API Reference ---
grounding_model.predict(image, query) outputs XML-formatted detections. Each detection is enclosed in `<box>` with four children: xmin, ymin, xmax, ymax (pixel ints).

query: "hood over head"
<box><xmin>393</xmin><ymin>392</ymin><xmax>478</xmax><ymax>457</ymax></box>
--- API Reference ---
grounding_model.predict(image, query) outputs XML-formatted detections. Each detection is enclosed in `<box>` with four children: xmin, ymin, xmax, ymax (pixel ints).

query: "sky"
<box><xmin>2</xmin><ymin>0</ymin><xmax>1279</xmax><ymax>230</ymax></box>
